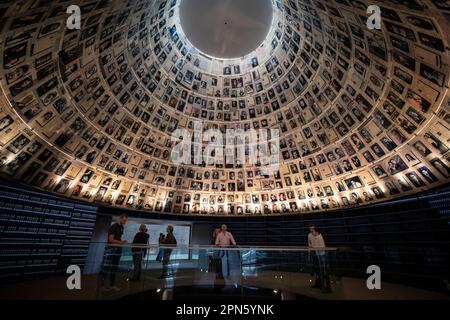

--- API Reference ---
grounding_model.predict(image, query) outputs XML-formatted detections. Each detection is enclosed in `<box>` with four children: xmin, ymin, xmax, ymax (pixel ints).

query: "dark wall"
<box><xmin>0</xmin><ymin>180</ymin><xmax>97</xmax><ymax>283</ymax></box>
<box><xmin>84</xmin><ymin>214</ymin><xmax>112</xmax><ymax>274</ymax></box>
<box><xmin>191</xmin><ymin>223</ymin><xmax>213</xmax><ymax>245</ymax></box>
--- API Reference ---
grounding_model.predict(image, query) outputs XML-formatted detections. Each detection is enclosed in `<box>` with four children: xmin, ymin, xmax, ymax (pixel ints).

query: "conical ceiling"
<box><xmin>0</xmin><ymin>0</ymin><xmax>449</xmax><ymax>216</ymax></box>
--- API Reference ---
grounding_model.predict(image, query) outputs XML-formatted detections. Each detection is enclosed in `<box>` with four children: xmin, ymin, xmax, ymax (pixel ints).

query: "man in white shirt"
<box><xmin>308</xmin><ymin>225</ymin><xmax>326</xmax><ymax>254</ymax></box>
<box><xmin>215</xmin><ymin>224</ymin><xmax>236</xmax><ymax>246</ymax></box>
<box><xmin>307</xmin><ymin>224</ymin><xmax>331</xmax><ymax>292</ymax></box>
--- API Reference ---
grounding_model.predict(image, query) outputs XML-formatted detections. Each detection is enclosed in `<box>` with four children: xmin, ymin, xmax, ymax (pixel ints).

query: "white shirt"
<box><xmin>308</xmin><ymin>233</ymin><xmax>326</xmax><ymax>255</ymax></box>
<box><xmin>215</xmin><ymin>231</ymin><xmax>236</xmax><ymax>246</ymax></box>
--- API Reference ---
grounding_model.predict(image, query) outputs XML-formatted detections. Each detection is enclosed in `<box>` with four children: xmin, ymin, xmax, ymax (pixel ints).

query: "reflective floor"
<box><xmin>1</xmin><ymin>244</ymin><xmax>449</xmax><ymax>300</ymax></box>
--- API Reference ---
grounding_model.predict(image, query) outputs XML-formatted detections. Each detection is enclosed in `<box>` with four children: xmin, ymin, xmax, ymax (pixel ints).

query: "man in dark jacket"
<box><xmin>160</xmin><ymin>225</ymin><xmax>177</xmax><ymax>278</ymax></box>
<box><xmin>130</xmin><ymin>224</ymin><xmax>149</xmax><ymax>281</ymax></box>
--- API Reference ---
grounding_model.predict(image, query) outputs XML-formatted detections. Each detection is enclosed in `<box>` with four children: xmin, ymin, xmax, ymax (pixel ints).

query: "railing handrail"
<box><xmin>101</xmin><ymin>243</ymin><xmax>338</xmax><ymax>252</ymax></box>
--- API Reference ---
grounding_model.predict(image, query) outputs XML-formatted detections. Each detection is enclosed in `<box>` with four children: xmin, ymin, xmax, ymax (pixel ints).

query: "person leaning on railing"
<box><xmin>104</xmin><ymin>214</ymin><xmax>128</xmax><ymax>291</ymax></box>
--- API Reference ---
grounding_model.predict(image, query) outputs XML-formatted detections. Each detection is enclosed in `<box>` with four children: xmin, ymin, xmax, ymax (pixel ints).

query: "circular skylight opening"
<box><xmin>179</xmin><ymin>0</ymin><xmax>274</xmax><ymax>59</ymax></box>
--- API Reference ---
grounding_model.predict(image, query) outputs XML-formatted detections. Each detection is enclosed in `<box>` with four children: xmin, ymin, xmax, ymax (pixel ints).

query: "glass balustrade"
<box><xmin>94</xmin><ymin>244</ymin><xmax>338</xmax><ymax>300</ymax></box>
<box><xmin>1</xmin><ymin>244</ymin><xmax>448</xmax><ymax>300</ymax></box>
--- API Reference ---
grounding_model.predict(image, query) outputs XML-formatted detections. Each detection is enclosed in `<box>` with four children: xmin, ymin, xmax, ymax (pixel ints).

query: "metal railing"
<box><xmin>93</xmin><ymin>244</ymin><xmax>337</xmax><ymax>299</ymax></box>
<box><xmin>0</xmin><ymin>243</ymin><xmax>448</xmax><ymax>300</ymax></box>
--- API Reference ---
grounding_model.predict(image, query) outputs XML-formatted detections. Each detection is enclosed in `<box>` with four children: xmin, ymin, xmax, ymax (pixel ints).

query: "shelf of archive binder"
<box><xmin>0</xmin><ymin>195</ymin><xmax>75</xmax><ymax>211</ymax></box>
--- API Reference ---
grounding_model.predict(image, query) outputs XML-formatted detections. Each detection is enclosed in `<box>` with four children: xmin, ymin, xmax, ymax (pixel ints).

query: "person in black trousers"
<box><xmin>160</xmin><ymin>225</ymin><xmax>177</xmax><ymax>279</ymax></box>
<box><xmin>129</xmin><ymin>224</ymin><xmax>149</xmax><ymax>282</ymax></box>
<box><xmin>156</xmin><ymin>233</ymin><xmax>165</xmax><ymax>262</ymax></box>
<box><xmin>104</xmin><ymin>214</ymin><xmax>128</xmax><ymax>290</ymax></box>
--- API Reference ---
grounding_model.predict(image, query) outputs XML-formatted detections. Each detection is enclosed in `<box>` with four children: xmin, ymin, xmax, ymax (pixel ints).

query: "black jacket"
<box><xmin>132</xmin><ymin>232</ymin><xmax>149</xmax><ymax>256</ymax></box>
<box><xmin>161</xmin><ymin>233</ymin><xmax>177</xmax><ymax>246</ymax></box>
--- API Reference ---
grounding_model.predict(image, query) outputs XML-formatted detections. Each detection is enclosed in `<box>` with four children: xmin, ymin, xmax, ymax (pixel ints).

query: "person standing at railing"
<box><xmin>156</xmin><ymin>233</ymin><xmax>165</xmax><ymax>262</ymax></box>
<box><xmin>129</xmin><ymin>224</ymin><xmax>149</xmax><ymax>282</ymax></box>
<box><xmin>215</xmin><ymin>224</ymin><xmax>237</xmax><ymax>246</ymax></box>
<box><xmin>215</xmin><ymin>224</ymin><xmax>237</xmax><ymax>279</ymax></box>
<box><xmin>308</xmin><ymin>224</ymin><xmax>331</xmax><ymax>292</ymax></box>
<box><xmin>104</xmin><ymin>214</ymin><xmax>128</xmax><ymax>291</ymax></box>
<box><xmin>160</xmin><ymin>225</ymin><xmax>177</xmax><ymax>279</ymax></box>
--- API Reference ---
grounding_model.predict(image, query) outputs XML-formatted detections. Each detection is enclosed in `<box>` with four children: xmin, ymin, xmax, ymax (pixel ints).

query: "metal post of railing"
<box><xmin>240</xmin><ymin>248</ymin><xmax>244</xmax><ymax>298</ymax></box>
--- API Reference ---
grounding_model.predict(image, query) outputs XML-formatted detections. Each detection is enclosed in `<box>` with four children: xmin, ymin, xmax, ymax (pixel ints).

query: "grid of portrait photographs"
<box><xmin>0</xmin><ymin>0</ymin><xmax>449</xmax><ymax>217</ymax></box>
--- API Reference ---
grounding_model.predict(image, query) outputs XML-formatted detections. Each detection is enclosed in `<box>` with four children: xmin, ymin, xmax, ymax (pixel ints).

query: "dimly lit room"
<box><xmin>0</xmin><ymin>0</ymin><xmax>449</xmax><ymax>308</ymax></box>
